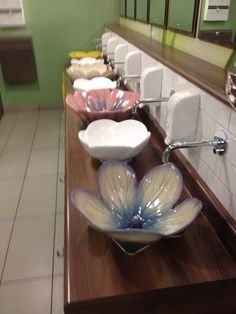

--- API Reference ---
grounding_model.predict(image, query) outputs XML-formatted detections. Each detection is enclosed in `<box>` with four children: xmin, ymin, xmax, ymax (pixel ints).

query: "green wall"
<box><xmin>199</xmin><ymin>0</ymin><xmax>236</xmax><ymax>42</ymax></box>
<box><xmin>0</xmin><ymin>0</ymin><xmax>120</xmax><ymax>109</ymax></box>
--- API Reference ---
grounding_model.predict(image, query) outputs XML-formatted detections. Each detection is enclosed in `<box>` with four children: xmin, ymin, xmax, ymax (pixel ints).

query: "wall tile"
<box><xmin>219</xmin><ymin>159</ymin><xmax>236</xmax><ymax>197</ymax></box>
<box><xmin>141</xmin><ymin>52</ymin><xmax>158</xmax><ymax>70</ymax></box>
<box><xmin>205</xmin><ymin>94</ymin><xmax>231</xmax><ymax>130</ymax></box>
<box><xmin>222</xmin><ymin>129</ymin><xmax>236</xmax><ymax>168</ymax></box>
<box><xmin>228</xmin><ymin>110</ymin><xmax>236</xmax><ymax>137</ymax></box>
<box><xmin>188</xmin><ymin>151</ymin><xmax>208</xmax><ymax>182</ymax></box>
<box><xmin>197</xmin><ymin>110</ymin><xmax>218</xmax><ymax>139</ymax></box>
<box><xmin>229</xmin><ymin>196</ymin><xmax>236</xmax><ymax>220</ymax></box>
<box><xmin>162</xmin><ymin>66</ymin><xmax>175</xmax><ymax>87</ymax></box>
<box><xmin>206</xmin><ymin>168</ymin><xmax>232</xmax><ymax>210</ymax></box>
<box><xmin>173</xmin><ymin>73</ymin><xmax>195</xmax><ymax>91</ymax></box>
<box><xmin>198</xmin><ymin>147</ymin><xmax>224</xmax><ymax>178</ymax></box>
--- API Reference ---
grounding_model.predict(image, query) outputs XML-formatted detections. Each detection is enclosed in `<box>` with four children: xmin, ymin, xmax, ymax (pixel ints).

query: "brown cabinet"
<box><xmin>0</xmin><ymin>37</ymin><xmax>37</xmax><ymax>84</ymax></box>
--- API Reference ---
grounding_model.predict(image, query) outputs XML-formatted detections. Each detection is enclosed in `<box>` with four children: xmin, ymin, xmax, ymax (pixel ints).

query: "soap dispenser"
<box><xmin>165</xmin><ymin>89</ymin><xmax>200</xmax><ymax>144</ymax></box>
<box><xmin>124</xmin><ymin>51</ymin><xmax>141</xmax><ymax>92</ymax></box>
<box><xmin>107</xmin><ymin>37</ymin><xmax>119</xmax><ymax>61</ymax></box>
<box><xmin>113</xmin><ymin>43</ymin><xmax>128</xmax><ymax>74</ymax></box>
<box><xmin>140</xmin><ymin>65</ymin><xmax>162</xmax><ymax>101</ymax></box>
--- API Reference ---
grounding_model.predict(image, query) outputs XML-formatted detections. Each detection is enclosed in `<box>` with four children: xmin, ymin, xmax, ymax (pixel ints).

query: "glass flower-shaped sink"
<box><xmin>71</xmin><ymin>161</ymin><xmax>202</xmax><ymax>255</ymax></box>
<box><xmin>66</xmin><ymin>88</ymin><xmax>140</xmax><ymax>124</ymax></box>
<box><xmin>79</xmin><ymin>119</ymin><xmax>151</xmax><ymax>161</ymax></box>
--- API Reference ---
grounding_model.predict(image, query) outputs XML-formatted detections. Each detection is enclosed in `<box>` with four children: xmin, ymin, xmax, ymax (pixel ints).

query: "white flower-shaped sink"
<box><xmin>71</xmin><ymin>161</ymin><xmax>202</xmax><ymax>255</ymax></box>
<box><xmin>73</xmin><ymin>77</ymin><xmax>117</xmax><ymax>92</ymax></box>
<box><xmin>71</xmin><ymin>57</ymin><xmax>103</xmax><ymax>65</ymax></box>
<box><xmin>67</xmin><ymin>63</ymin><xmax>116</xmax><ymax>81</ymax></box>
<box><xmin>79</xmin><ymin>119</ymin><xmax>151</xmax><ymax>161</ymax></box>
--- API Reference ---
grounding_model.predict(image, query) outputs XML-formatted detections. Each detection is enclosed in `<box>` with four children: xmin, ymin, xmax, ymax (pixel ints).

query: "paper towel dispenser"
<box><xmin>0</xmin><ymin>36</ymin><xmax>37</xmax><ymax>84</ymax></box>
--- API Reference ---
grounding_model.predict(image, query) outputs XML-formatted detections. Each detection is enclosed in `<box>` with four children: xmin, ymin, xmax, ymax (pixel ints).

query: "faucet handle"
<box><xmin>213</xmin><ymin>130</ymin><xmax>227</xmax><ymax>155</ymax></box>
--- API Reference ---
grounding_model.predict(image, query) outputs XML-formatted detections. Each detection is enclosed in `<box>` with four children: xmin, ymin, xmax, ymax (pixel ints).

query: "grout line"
<box><xmin>1</xmin><ymin>274</ymin><xmax>53</xmax><ymax>286</ymax></box>
<box><xmin>0</xmin><ymin>110</ymin><xmax>40</xmax><ymax>283</ymax></box>
<box><xmin>50</xmin><ymin>109</ymin><xmax>64</xmax><ymax>314</ymax></box>
<box><xmin>0</xmin><ymin>112</ymin><xmax>19</xmax><ymax>158</ymax></box>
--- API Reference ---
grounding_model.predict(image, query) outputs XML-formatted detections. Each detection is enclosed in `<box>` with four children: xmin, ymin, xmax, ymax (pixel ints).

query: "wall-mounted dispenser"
<box><xmin>140</xmin><ymin>65</ymin><xmax>162</xmax><ymax>102</ymax></box>
<box><xmin>203</xmin><ymin>0</ymin><xmax>230</xmax><ymax>21</ymax></box>
<box><xmin>123</xmin><ymin>51</ymin><xmax>142</xmax><ymax>92</ymax></box>
<box><xmin>165</xmin><ymin>89</ymin><xmax>200</xmax><ymax>144</ymax></box>
<box><xmin>101</xmin><ymin>32</ymin><xmax>113</xmax><ymax>53</ymax></box>
<box><xmin>0</xmin><ymin>0</ymin><xmax>25</xmax><ymax>28</ymax></box>
<box><xmin>106</xmin><ymin>37</ymin><xmax>119</xmax><ymax>61</ymax></box>
<box><xmin>112</xmin><ymin>43</ymin><xmax>128</xmax><ymax>73</ymax></box>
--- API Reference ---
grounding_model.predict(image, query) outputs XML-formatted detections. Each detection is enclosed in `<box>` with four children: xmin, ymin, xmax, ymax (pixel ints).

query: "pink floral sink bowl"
<box><xmin>66</xmin><ymin>88</ymin><xmax>140</xmax><ymax>124</ymax></box>
<box><xmin>71</xmin><ymin>161</ymin><xmax>202</xmax><ymax>255</ymax></box>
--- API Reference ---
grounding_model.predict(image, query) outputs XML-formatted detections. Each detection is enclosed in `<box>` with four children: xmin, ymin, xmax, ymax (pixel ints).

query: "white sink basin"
<box><xmin>79</xmin><ymin>119</ymin><xmax>151</xmax><ymax>161</ymax></box>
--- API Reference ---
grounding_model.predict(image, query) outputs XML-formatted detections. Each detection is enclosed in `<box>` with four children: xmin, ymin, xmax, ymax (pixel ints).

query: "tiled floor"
<box><xmin>0</xmin><ymin>110</ymin><xmax>64</xmax><ymax>314</ymax></box>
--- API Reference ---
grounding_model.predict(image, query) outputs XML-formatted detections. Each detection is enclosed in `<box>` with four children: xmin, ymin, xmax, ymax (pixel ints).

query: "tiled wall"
<box><xmin>110</xmin><ymin>32</ymin><xmax>236</xmax><ymax>222</ymax></box>
<box><xmin>160</xmin><ymin>66</ymin><xmax>236</xmax><ymax>221</ymax></box>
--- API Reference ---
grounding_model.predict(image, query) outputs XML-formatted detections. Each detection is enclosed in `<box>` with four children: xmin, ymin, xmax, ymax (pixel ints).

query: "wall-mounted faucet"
<box><xmin>117</xmin><ymin>74</ymin><xmax>141</xmax><ymax>88</ymax></box>
<box><xmin>162</xmin><ymin>130</ymin><xmax>227</xmax><ymax>163</ymax></box>
<box><xmin>109</xmin><ymin>60</ymin><xmax>125</xmax><ymax>68</ymax></box>
<box><xmin>133</xmin><ymin>89</ymin><xmax>175</xmax><ymax>114</ymax></box>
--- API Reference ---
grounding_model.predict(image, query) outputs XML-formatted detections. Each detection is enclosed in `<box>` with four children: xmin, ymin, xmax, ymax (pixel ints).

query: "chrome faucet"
<box><xmin>109</xmin><ymin>60</ymin><xmax>125</xmax><ymax>69</ymax></box>
<box><xmin>133</xmin><ymin>89</ymin><xmax>175</xmax><ymax>114</ymax></box>
<box><xmin>117</xmin><ymin>74</ymin><xmax>141</xmax><ymax>88</ymax></box>
<box><xmin>162</xmin><ymin>130</ymin><xmax>227</xmax><ymax>163</ymax></box>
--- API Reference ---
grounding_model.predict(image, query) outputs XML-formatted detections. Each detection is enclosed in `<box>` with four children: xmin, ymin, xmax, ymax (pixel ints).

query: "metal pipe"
<box><xmin>162</xmin><ymin>134</ymin><xmax>227</xmax><ymax>163</ymax></box>
<box><xmin>133</xmin><ymin>90</ymin><xmax>175</xmax><ymax>114</ymax></box>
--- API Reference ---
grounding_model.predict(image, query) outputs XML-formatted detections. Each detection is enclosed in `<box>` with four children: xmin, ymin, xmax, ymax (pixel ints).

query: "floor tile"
<box><xmin>4</xmin><ymin>132</ymin><xmax>34</xmax><ymax>154</ymax></box>
<box><xmin>0</xmin><ymin>177</ymin><xmax>23</xmax><ymax>220</ymax></box>
<box><xmin>3</xmin><ymin>215</ymin><xmax>54</xmax><ymax>281</ymax></box>
<box><xmin>37</xmin><ymin>110</ymin><xmax>60</xmax><ymax>129</ymax></box>
<box><xmin>0</xmin><ymin>151</ymin><xmax>29</xmax><ymax>179</ymax></box>
<box><xmin>0</xmin><ymin>113</ymin><xmax>18</xmax><ymax>155</ymax></box>
<box><xmin>54</xmin><ymin>213</ymin><xmax>64</xmax><ymax>276</ymax></box>
<box><xmin>33</xmin><ymin>127</ymin><xmax>59</xmax><ymax>150</ymax></box>
<box><xmin>17</xmin><ymin>175</ymin><xmax>57</xmax><ymax>217</ymax></box>
<box><xmin>26</xmin><ymin>148</ymin><xmax>58</xmax><ymax>176</ymax></box>
<box><xmin>58</xmin><ymin>146</ymin><xmax>65</xmax><ymax>174</ymax></box>
<box><xmin>0</xmin><ymin>277</ymin><xmax>51</xmax><ymax>314</ymax></box>
<box><xmin>57</xmin><ymin>174</ymin><xmax>65</xmax><ymax>213</ymax></box>
<box><xmin>17</xmin><ymin>111</ymin><xmax>39</xmax><ymax>124</ymax></box>
<box><xmin>11</xmin><ymin>112</ymin><xmax>38</xmax><ymax>135</ymax></box>
<box><xmin>0</xmin><ymin>112</ymin><xmax>17</xmax><ymax>136</ymax></box>
<box><xmin>0</xmin><ymin>220</ymin><xmax>13</xmax><ymax>276</ymax></box>
<box><xmin>52</xmin><ymin>275</ymin><xmax>64</xmax><ymax>314</ymax></box>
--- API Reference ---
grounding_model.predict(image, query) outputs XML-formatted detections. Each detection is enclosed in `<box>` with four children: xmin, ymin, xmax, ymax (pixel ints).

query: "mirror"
<box><xmin>198</xmin><ymin>0</ymin><xmax>236</xmax><ymax>49</ymax></box>
<box><xmin>149</xmin><ymin>0</ymin><xmax>169</xmax><ymax>28</ymax></box>
<box><xmin>126</xmin><ymin>0</ymin><xmax>136</xmax><ymax>19</ymax></box>
<box><xmin>136</xmin><ymin>0</ymin><xmax>149</xmax><ymax>23</ymax></box>
<box><xmin>167</xmin><ymin>0</ymin><xmax>200</xmax><ymax>37</ymax></box>
<box><xmin>120</xmin><ymin>0</ymin><xmax>126</xmax><ymax>17</ymax></box>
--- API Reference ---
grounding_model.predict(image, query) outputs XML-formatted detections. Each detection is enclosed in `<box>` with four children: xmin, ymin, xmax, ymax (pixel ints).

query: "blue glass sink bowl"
<box><xmin>71</xmin><ymin>160</ymin><xmax>202</xmax><ymax>255</ymax></box>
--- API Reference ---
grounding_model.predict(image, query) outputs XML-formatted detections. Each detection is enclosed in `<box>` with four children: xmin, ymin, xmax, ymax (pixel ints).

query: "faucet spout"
<box><xmin>133</xmin><ymin>90</ymin><xmax>175</xmax><ymax>114</ymax></box>
<box><xmin>162</xmin><ymin>131</ymin><xmax>227</xmax><ymax>163</ymax></box>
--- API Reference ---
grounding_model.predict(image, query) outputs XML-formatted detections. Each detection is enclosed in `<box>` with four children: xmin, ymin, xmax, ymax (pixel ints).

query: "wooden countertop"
<box><xmin>64</xmin><ymin>73</ymin><xmax>236</xmax><ymax>314</ymax></box>
<box><xmin>105</xmin><ymin>23</ymin><xmax>228</xmax><ymax>106</ymax></box>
